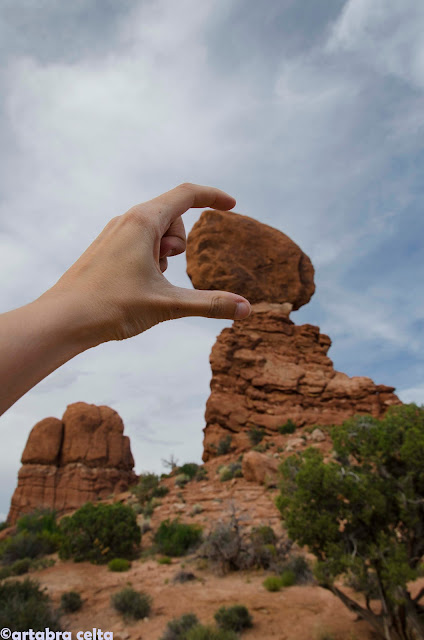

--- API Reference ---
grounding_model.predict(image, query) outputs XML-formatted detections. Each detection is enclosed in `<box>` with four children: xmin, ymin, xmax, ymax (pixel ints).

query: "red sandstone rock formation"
<box><xmin>8</xmin><ymin>402</ymin><xmax>136</xmax><ymax>524</ymax></box>
<box><xmin>186</xmin><ymin>209</ymin><xmax>315</xmax><ymax>309</ymax></box>
<box><xmin>202</xmin><ymin>303</ymin><xmax>401</xmax><ymax>461</ymax></box>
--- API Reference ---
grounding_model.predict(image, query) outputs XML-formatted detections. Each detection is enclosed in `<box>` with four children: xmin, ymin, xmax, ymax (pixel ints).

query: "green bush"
<box><xmin>108</xmin><ymin>558</ymin><xmax>131</xmax><ymax>572</ymax></box>
<box><xmin>10</xmin><ymin>557</ymin><xmax>32</xmax><ymax>576</ymax></box>
<box><xmin>278</xmin><ymin>419</ymin><xmax>297</xmax><ymax>435</ymax></box>
<box><xmin>160</xmin><ymin>613</ymin><xmax>199</xmax><ymax>640</ymax></box>
<box><xmin>158</xmin><ymin>556</ymin><xmax>172</xmax><ymax>564</ymax></box>
<box><xmin>216</xmin><ymin>436</ymin><xmax>233</xmax><ymax>456</ymax></box>
<box><xmin>280</xmin><ymin>569</ymin><xmax>295</xmax><ymax>587</ymax></box>
<box><xmin>0</xmin><ymin>521</ymin><xmax>8</xmax><ymax>532</ymax></box>
<box><xmin>279</xmin><ymin>554</ymin><xmax>313</xmax><ymax>585</ymax></box>
<box><xmin>175</xmin><ymin>473</ymin><xmax>191</xmax><ymax>488</ymax></box>
<box><xmin>131</xmin><ymin>473</ymin><xmax>169</xmax><ymax>505</ymax></box>
<box><xmin>111</xmin><ymin>586</ymin><xmax>151</xmax><ymax>621</ymax></box>
<box><xmin>185</xmin><ymin>626</ymin><xmax>238</xmax><ymax>640</ymax></box>
<box><xmin>154</xmin><ymin>519</ymin><xmax>203</xmax><ymax>557</ymax></box>
<box><xmin>214</xmin><ymin>605</ymin><xmax>253</xmax><ymax>632</ymax></box>
<box><xmin>59</xmin><ymin>502</ymin><xmax>141</xmax><ymax>564</ymax></box>
<box><xmin>60</xmin><ymin>591</ymin><xmax>82</xmax><ymax>613</ymax></box>
<box><xmin>248</xmin><ymin>426</ymin><xmax>265</xmax><ymax>446</ymax></box>
<box><xmin>178</xmin><ymin>463</ymin><xmax>199</xmax><ymax>479</ymax></box>
<box><xmin>263</xmin><ymin>576</ymin><xmax>283</xmax><ymax>592</ymax></box>
<box><xmin>250</xmin><ymin>525</ymin><xmax>277</xmax><ymax>546</ymax></box>
<box><xmin>0</xmin><ymin>531</ymin><xmax>58</xmax><ymax>565</ymax></box>
<box><xmin>218</xmin><ymin>463</ymin><xmax>242</xmax><ymax>482</ymax></box>
<box><xmin>0</xmin><ymin>578</ymin><xmax>60</xmax><ymax>630</ymax></box>
<box><xmin>17</xmin><ymin>509</ymin><xmax>59</xmax><ymax>535</ymax></box>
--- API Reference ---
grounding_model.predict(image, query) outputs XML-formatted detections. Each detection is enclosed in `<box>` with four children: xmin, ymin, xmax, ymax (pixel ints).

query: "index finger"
<box><xmin>142</xmin><ymin>183</ymin><xmax>237</xmax><ymax>229</ymax></box>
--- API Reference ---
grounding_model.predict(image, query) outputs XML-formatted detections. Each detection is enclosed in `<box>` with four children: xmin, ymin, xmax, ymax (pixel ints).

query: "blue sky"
<box><xmin>0</xmin><ymin>0</ymin><xmax>423</xmax><ymax>519</ymax></box>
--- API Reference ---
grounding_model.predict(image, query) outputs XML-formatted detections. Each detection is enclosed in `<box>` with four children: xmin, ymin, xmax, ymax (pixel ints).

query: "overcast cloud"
<box><xmin>0</xmin><ymin>0</ymin><xmax>423</xmax><ymax>519</ymax></box>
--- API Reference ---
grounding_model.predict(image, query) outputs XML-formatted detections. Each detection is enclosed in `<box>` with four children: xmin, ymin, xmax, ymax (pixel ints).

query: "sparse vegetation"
<box><xmin>172</xmin><ymin>570</ymin><xmax>197</xmax><ymax>583</ymax></box>
<box><xmin>60</xmin><ymin>590</ymin><xmax>82</xmax><ymax>613</ymax></box>
<box><xmin>131</xmin><ymin>472</ymin><xmax>169</xmax><ymax>516</ymax></box>
<box><xmin>185</xmin><ymin>626</ymin><xmax>238</xmax><ymax>640</ymax></box>
<box><xmin>216</xmin><ymin>435</ymin><xmax>233</xmax><ymax>456</ymax></box>
<box><xmin>218</xmin><ymin>462</ymin><xmax>243</xmax><ymax>482</ymax></box>
<box><xmin>154</xmin><ymin>519</ymin><xmax>203</xmax><ymax>557</ymax></box>
<box><xmin>0</xmin><ymin>578</ymin><xmax>60</xmax><ymax>630</ymax></box>
<box><xmin>199</xmin><ymin>512</ymin><xmax>292</xmax><ymax>575</ymax></box>
<box><xmin>160</xmin><ymin>613</ymin><xmax>200</xmax><ymax>640</ymax></box>
<box><xmin>158</xmin><ymin>555</ymin><xmax>172</xmax><ymax>564</ymax></box>
<box><xmin>175</xmin><ymin>473</ymin><xmax>191</xmax><ymax>487</ymax></box>
<box><xmin>248</xmin><ymin>426</ymin><xmax>265</xmax><ymax>446</ymax></box>
<box><xmin>278</xmin><ymin>419</ymin><xmax>297</xmax><ymax>435</ymax></box>
<box><xmin>108</xmin><ymin>557</ymin><xmax>131</xmax><ymax>572</ymax></box>
<box><xmin>111</xmin><ymin>586</ymin><xmax>152</xmax><ymax>621</ymax></box>
<box><xmin>214</xmin><ymin>605</ymin><xmax>253</xmax><ymax>632</ymax></box>
<box><xmin>277</xmin><ymin>404</ymin><xmax>424</xmax><ymax>640</ymax></box>
<box><xmin>263</xmin><ymin>575</ymin><xmax>283</xmax><ymax>592</ymax></box>
<box><xmin>59</xmin><ymin>502</ymin><xmax>140</xmax><ymax>564</ymax></box>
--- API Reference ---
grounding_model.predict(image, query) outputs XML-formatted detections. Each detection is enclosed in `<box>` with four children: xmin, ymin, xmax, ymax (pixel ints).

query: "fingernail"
<box><xmin>234</xmin><ymin>302</ymin><xmax>250</xmax><ymax>319</ymax></box>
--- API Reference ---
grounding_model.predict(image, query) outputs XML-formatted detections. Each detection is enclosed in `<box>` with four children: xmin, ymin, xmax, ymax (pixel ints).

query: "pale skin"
<box><xmin>0</xmin><ymin>183</ymin><xmax>251</xmax><ymax>417</ymax></box>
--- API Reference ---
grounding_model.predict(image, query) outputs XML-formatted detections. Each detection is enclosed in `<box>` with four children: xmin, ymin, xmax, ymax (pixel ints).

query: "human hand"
<box><xmin>45</xmin><ymin>183</ymin><xmax>251</xmax><ymax>345</ymax></box>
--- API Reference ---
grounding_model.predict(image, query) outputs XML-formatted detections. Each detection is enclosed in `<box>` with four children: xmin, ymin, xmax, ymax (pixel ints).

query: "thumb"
<box><xmin>170</xmin><ymin>287</ymin><xmax>251</xmax><ymax>321</ymax></box>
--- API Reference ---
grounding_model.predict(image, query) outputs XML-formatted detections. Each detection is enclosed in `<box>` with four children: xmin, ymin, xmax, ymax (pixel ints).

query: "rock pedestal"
<box><xmin>202</xmin><ymin>303</ymin><xmax>401</xmax><ymax>461</ymax></box>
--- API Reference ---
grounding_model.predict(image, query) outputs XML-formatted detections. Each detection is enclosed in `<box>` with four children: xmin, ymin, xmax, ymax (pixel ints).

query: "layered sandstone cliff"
<box><xmin>8</xmin><ymin>402</ymin><xmax>136</xmax><ymax>524</ymax></box>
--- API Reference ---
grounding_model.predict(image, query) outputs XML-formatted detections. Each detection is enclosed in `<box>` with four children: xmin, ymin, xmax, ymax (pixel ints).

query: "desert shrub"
<box><xmin>108</xmin><ymin>557</ymin><xmax>131</xmax><ymax>572</ymax></box>
<box><xmin>59</xmin><ymin>502</ymin><xmax>140</xmax><ymax>564</ymax></box>
<box><xmin>248</xmin><ymin>426</ymin><xmax>265</xmax><ymax>446</ymax></box>
<box><xmin>178</xmin><ymin>463</ymin><xmax>199</xmax><ymax>479</ymax></box>
<box><xmin>160</xmin><ymin>613</ymin><xmax>200</xmax><ymax>640</ymax></box>
<box><xmin>175</xmin><ymin>473</ymin><xmax>191</xmax><ymax>487</ymax></box>
<box><xmin>0</xmin><ymin>566</ymin><xmax>11</xmax><ymax>579</ymax></box>
<box><xmin>158</xmin><ymin>555</ymin><xmax>172</xmax><ymax>564</ymax></box>
<box><xmin>111</xmin><ymin>586</ymin><xmax>151</xmax><ymax>621</ymax></box>
<box><xmin>172</xmin><ymin>570</ymin><xmax>196</xmax><ymax>583</ymax></box>
<box><xmin>263</xmin><ymin>576</ymin><xmax>283</xmax><ymax>592</ymax></box>
<box><xmin>214</xmin><ymin>605</ymin><xmax>253</xmax><ymax>632</ymax></box>
<box><xmin>60</xmin><ymin>590</ymin><xmax>82</xmax><ymax>613</ymax></box>
<box><xmin>185</xmin><ymin>626</ymin><xmax>238</xmax><ymax>640</ymax></box>
<box><xmin>278</xmin><ymin>419</ymin><xmax>297</xmax><ymax>435</ymax></box>
<box><xmin>0</xmin><ymin>531</ymin><xmax>57</xmax><ymax>564</ymax></box>
<box><xmin>279</xmin><ymin>554</ymin><xmax>313</xmax><ymax>585</ymax></box>
<box><xmin>216</xmin><ymin>435</ymin><xmax>233</xmax><ymax>456</ymax></box>
<box><xmin>30</xmin><ymin>557</ymin><xmax>55</xmax><ymax>571</ymax></box>
<box><xmin>0</xmin><ymin>578</ymin><xmax>60</xmax><ymax>630</ymax></box>
<box><xmin>10</xmin><ymin>557</ymin><xmax>32</xmax><ymax>576</ymax></box>
<box><xmin>0</xmin><ymin>521</ymin><xmax>7</xmax><ymax>532</ymax></box>
<box><xmin>17</xmin><ymin>509</ymin><xmax>58</xmax><ymax>535</ymax></box>
<box><xmin>218</xmin><ymin>463</ymin><xmax>243</xmax><ymax>482</ymax></box>
<box><xmin>191</xmin><ymin>504</ymin><xmax>204</xmax><ymax>516</ymax></box>
<box><xmin>280</xmin><ymin>569</ymin><xmax>295</xmax><ymax>586</ymax></box>
<box><xmin>154</xmin><ymin>519</ymin><xmax>203</xmax><ymax>557</ymax></box>
<box><xmin>250</xmin><ymin>525</ymin><xmax>277</xmax><ymax>546</ymax></box>
<box><xmin>131</xmin><ymin>473</ymin><xmax>169</xmax><ymax>505</ymax></box>
<box><xmin>198</xmin><ymin>516</ymin><xmax>249</xmax><ymax>574</ymax></box>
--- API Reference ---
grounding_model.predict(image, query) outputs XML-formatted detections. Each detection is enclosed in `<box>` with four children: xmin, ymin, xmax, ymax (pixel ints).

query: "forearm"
<box><xmin>0</xmin><ymin>290</ymin><xmax>99</xmax><ymax>416</ymax></box>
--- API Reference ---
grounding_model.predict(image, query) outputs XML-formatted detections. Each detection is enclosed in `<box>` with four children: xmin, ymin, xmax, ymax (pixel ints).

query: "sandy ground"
<box><xmin>29</xmin><ymin>554</ymin><xmax>379</xmax><ymax>640</ymax></box>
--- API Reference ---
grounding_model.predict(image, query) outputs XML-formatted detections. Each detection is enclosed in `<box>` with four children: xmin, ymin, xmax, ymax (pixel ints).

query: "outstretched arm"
<box><xmin>0</xmin><ymin>183</ymin><xmax>251</xmax><ymax>417</ymax></box>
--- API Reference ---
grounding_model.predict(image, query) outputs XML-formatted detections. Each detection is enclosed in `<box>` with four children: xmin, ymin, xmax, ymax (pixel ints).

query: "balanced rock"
<box><xmin>186</xmin><ymin>209</ymin><xmax>315</xmax><ymax>308</ymax></box>
<box><xmin>202</xmin><ymin>303</ymin><xmax>401</xmax><ymax>460</ymax></box>
<box><xmin>8</xmin><ymin>402</ymin><xmax>136</xmax><ymax>524</ymax></box>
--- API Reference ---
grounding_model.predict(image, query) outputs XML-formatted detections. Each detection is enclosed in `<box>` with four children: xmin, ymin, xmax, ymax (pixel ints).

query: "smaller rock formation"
<box><xmin>8</xmin><ymin>402</ymin><xmax>136</xmax><ymax>524</ymax></box>
<box><xmin>186</xmin><ymin>209</ymin><xmax>315</xmax><ymax>309</ymax></box>
<box><xmin>241</xmin><ymin>451</ymin><xmax>279</xmax><ymax>486</ymax></box>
